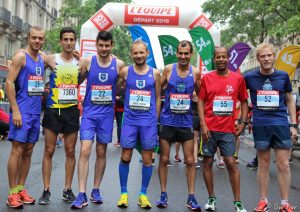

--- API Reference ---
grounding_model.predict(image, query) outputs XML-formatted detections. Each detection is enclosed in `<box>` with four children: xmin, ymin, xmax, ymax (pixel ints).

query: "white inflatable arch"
<box><xmin>80</xmin><ymin>2</ymin><xmax>220</xmax><ymax>69</ymax></box>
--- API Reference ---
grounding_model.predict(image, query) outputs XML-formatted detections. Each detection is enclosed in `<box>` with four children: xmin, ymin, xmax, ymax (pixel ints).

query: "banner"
<box><xmin>189</xmin><ymin>26</ymin><xmax>215</xmax><ymax>71</ymax></box>
<box><xmin>275</xmin><ymin>46</ymin><xmax>300</xmax><ymax>79</ymax></box>
<box><xmin>228</xmin><ymin>42</ymin><xmax>251</xmax><ymax>72</ymax></box>
<box><xmin>158</xmin><ymin>35</ymin><xmax>179</xmax><ymax>66</ymax></box>
<box><xmin>128</xmin><ymin>25</ymin><xmax>157</xmax><ymax>68</ymax></box>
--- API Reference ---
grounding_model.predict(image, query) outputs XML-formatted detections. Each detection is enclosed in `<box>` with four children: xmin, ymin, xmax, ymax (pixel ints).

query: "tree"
<box><xmin>202</xmin><ymin>0</ymin><xmax>300</xmax><ymax>47</ymax></box>
<box><xmin>44</xmin><ymin>0</ymin><xmax>97</xmax><ymax>53</ymax></box>
<box><xmin>95</xmin><ymin>0</ymin><xmax>132</xmax><ymax>64</ymax></box>
<box><xmin>45</xmin><ymin>0</ymin><xmax>132</xmax><ymax>65</ymax></box>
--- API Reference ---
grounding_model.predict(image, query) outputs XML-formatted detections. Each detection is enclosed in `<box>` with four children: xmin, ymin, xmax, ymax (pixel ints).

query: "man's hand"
<box><xmin>290</xmin><ymin>127</ymin><xmax>298</xmax><ymax>144</ymax></box>
<box><xmin>201</xmin><ymin>124</ymin><xmax>211</xmax><ymax>142</ymax></box>
<box><xmin>12</xmin><ymin>110</ymin><xmax>22</xmax><ymax>128</ymax></box>
<box><xmin>235</xmin><ymin>123</ymin><xmax>245</xmax><ymax>136</ymax></box>
<box><xmin>73</xmin><ymin>50</ymin><xmax>80</xmax><ymax>60</ymax></box>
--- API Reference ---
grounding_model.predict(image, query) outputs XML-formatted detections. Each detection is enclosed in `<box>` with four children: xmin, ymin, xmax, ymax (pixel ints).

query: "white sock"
<box><xmin>281</xmin><ymin>200</ymin><xmax>288</xmax><ymax>205</ymax></box>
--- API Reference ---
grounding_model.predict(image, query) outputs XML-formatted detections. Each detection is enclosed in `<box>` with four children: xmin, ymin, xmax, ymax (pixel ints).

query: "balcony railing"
<box><xmin>12</xmin><ymin>16</ymin><xmax>23</xmax><ymax>31</ymax></box>
<box><xmin>22</xmin><ymin>22</ymin><xmax>32</xmax><ymax>32</ymax></box>
<box><xmin>0</xmin><ymin>7</ymin><xmax>11</xmax><ymax>24</ymax></box>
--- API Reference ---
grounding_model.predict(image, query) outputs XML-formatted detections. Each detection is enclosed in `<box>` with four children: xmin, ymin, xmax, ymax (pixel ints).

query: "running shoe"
<box><xmin>117</xmin><ymin>193</ymin><xmax>128</xmax><ymax>208</ymax></box>
<box><xmin>156</xmin><ymin>194</ymin><xmax>168</xmax><ymax>208</ymax></box>
<box><xmin>187</xmin><ymin>197</ymin><xmax>202</xmax><ymax>211</ymax></box>
<box><xmin>246</xmin><ymin>158</ymin><xmax>258</xmax><ymax>170</ymax></box>
<box><xmin>138</xmin><ymin>194</ymin><xmax>152</xmax><ymax>209</ymax></box>
<box><xmin>195</xmin><ymin>161</ymin><xmax>201</xmax><ymax>169</ymax></box>
<box><xmin>234</xmin><ymin>201</ymin><xmax>247</xmax><ymax>212</ymax></box>
<box><xmin>71</xmin><ymin>193</ymin><xmax>88</xmax><ymax>209</ymax></box>
<box><xmin>113</xmin><ymin>142</ymin><xmax>120</xmax><ymax>147</ymax></box>
<box><xmin>204</xmin><ymin>197</ymin><xmax>216</xmax><ymax>211</ymax></box>
<box><xmin>216</xmin><ymin>160</ymin><xmax>225</xmax><ymax>169</ymax></box>
<box><xmin>167</xmin><ymin>160</ymin><xmax>173</xmax><ymax>167</ymax></box>
<box><xmin>254</xmin><ymin>199</ymin><xmax>268</xmax><ymax>212</ymax></box>
<box><xmin>38</xmin><ymin>189</ymin><xmax>51</xmax><ymax>205</ymax></box>
<box><xmin>90</xmin><ymin>188</ymin><xmax>103</xmax><ymax>204</ymax></box>
<box><xmin>174</xmin><ymin>155</ymin><xmax>182</xmax><ymax>162</ymax></box>
<box><xmin>18</xmin><ymin>189</ymin><xmax>35</xmax><ymax>204</ymax></box>
<box><xmin>6</xmin><ymin>193</ymin><xmax>23</xmax><ymax>208</ymax></box>
<box><xmin>56</xmin><ymin>138</ymin><xmax>64</xmax><ymax>147</ymax></box>
<box><xmin>63</xmin><ymin>188</ymin><xmax>76</xmax><ymax>202</ymax></box>
<box><xmin>280</xmin><ymin>203</ymin><xmax>294</xmax><ymax>212</ymax></box>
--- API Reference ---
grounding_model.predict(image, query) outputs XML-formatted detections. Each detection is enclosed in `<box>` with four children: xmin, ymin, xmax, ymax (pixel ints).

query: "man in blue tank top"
<box><xmin>244</xmin><ymin>43</ymin><xmax>297</xmax><ymax>212</ymax></box>
<box><xmin>5</xmin><ymin>26</ymin><xmax>46</xmax><ymax>209</ymax></box>
<box><xmin>157</xmin><ymin>40</ymin><xmax>202</xmax><ymax>211</ymax></box>
<box><xmin>71</xmin><ymin>31</ymin><xmax>125</xmax><ymax>209</ymax></box>
<box><xmin>116</xmin><ymin>40</ymin><xmax>161</xmax><ymax>209</ymax></box>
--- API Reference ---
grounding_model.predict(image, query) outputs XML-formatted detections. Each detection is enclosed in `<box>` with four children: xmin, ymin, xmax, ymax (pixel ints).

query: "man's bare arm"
<box><xmin>154</xmin><ymin>69</ymin><xmax>161</xmax><ymax>120</ymax></box>
<box><xmin>161</xmin><ymin>65</ymin><xmax>172</xmax><ymax>88</ymax></box>
<box><xmin>5</xmin><ymin>52</ymin><xmax>25</xmax><ymax>127</ymax></box>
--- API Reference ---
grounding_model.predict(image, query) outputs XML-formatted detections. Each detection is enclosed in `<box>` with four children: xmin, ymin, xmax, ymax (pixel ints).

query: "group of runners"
<box><xmin>4</xmin><ymin>26</ymin><xmax>296</xmax><ymax>212</ymax></box>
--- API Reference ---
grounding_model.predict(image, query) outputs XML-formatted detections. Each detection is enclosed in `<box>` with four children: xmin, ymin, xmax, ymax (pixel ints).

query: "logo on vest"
<box><xmin>36</xmin><ymin>67</ymin><xmax>42</xmax><ymax>76</ymax></box>
<box><xmin>99</xmin><ymin>73</ymin><xmax>108</xmax><ymax>82</ymax></box>
<box><xmin>136</xmin><ymin>80</ymin><xmax>146</xmax><ymax>89</ymax></box>
<box><xmin>225</xmin><ymin>85</ymin><xmax>234</xmax><ymax>95</ymax></box>
<box><xmin>176</xmin><ymin>83</ymin><xmax>186</xmax><ymax>92</ymax></box>
<box><xmin>263</xmin><ymin>79</ymin><xmax>272</xmax><ymax>90</ymax></box>
<box><xmin>62</xmin><ymin>73</ymin><xmax>74</xmax><ymax>84</ymax></box>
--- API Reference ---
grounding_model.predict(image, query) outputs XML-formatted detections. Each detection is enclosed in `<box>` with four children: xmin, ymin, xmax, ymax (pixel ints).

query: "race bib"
<box><xmin>257</xmin><ymin>90</ymin><xmax>279</xmax><ymax>110</ymax></box>
<box><xmin>170</xmin><ymin>94</ymin><xmax>190</xmax><ymax>114</ymax></box>
<box><xmin>91</xmin><ymin>85</ymin><xmax>112</xmax><ymax>105</ymax></box>
<box><xmin>28</xmin><ymin>75</ymin><xmax>44</xmax><ymax>96</ymax></box>
<box><xmin>213</xmin><ymin>96</ymin><xmax>233</xmax><ymax>116</ymax></box>
<box><xmin>58</xmin><ymin>84</ymin><xmax>78</xmax><ymax>104</ymax></box>
<box><xmin>129</xmin><ymin>89</ymin><xmax>151</xmax><ymax>111</ymax></box>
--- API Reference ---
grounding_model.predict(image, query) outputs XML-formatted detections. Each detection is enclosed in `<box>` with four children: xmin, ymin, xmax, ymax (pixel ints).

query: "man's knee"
<box><xmin>277</xmin><ymin>161</ymin><xmax>290</xmax><ymax>173</ymax></box>
<box><xmin>65</xmin><ymin>147</ymin><xmax>75</xmax><ymax>159</ymax></box>
<box><xmin>184</xmin><ymin>156</ymin><xmax>195</xmax><ymax>168</ymax></box>
<box><xmin>159</xmin><ymin>155</ymin><xmax>170</xmax><ymax>167</ymax></box>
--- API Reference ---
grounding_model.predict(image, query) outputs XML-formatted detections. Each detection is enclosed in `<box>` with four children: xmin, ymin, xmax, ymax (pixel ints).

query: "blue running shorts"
<box><xmin>8</xmin><ymin>113</ymin><xmax>40</xmax><ymax>143</ymax></box>
<box><xmin>80</xmin><ymin>115</ymin><xmax>114</xmax><ymax>143</ymax></box>
<box><xmin>253</xmin><ymin>125</ymin><xmax>292</xmax><ymax>150</ymax></box>
<box><xmin>202</xmin><ymin>131</ymin><xmax>236</xmax><ymax>157</ymax></box>
<box><xmin>121</xmin><ymin>124</ymin><xmax>158</xmax><ymax>150</ymax></box>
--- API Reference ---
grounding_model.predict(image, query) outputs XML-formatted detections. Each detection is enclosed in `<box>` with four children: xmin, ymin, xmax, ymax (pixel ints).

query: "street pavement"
<box><xmin>0</xmin><ymin>128</ymin><xmax>299</xmax><ymax>212</ymax></box>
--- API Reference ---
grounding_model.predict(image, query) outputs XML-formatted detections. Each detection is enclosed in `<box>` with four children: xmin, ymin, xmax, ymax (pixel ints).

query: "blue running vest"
<box><xmin>160</xmin><ymin>64</ymin><xmax>194</xmax><ymax>127</ymax></box>
<box><xmin>15</xmin><ymin>53</ymin><xmax>44</xmax><ymax>114</ymax></box>
<box><xmin>123</xmin><ymin>65</ymin><xmax>157</xmax><ymax>126</ymax></box>
<box><xmin>82</xmin><ymin>56</ymin><xmax>118</xmax><ymax>117</ymax></box>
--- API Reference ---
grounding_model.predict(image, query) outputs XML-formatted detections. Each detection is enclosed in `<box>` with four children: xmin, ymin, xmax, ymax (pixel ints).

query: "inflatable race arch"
<box><xmin>80</xmin><ymin>2</ymin><xmax>220</xmax><ymax>65</ymax></box>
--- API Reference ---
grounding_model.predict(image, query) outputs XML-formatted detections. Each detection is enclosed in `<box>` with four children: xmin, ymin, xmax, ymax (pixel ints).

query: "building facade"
<box><xmin>0</xmin><ymin>0</ymin><xmax>63</xmax><ymax>69</ymax></box>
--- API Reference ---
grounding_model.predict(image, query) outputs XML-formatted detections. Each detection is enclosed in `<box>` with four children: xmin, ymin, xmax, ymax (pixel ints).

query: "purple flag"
<box><xmin>228</xmin><ymin>42</ymin><xmax>251</xmax><ymax>72</ymax></box>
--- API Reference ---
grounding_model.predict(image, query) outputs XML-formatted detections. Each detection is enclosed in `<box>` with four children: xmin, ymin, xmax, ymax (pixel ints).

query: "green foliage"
<box><xmin>44</xmin><ymin>0</ymin><xmax>132</xmax><ymax>65</ymax></box>
<box><xmin>202</xmin><ymin>0</ymin><xmax>300</xmax><ymax>47</ymax></box>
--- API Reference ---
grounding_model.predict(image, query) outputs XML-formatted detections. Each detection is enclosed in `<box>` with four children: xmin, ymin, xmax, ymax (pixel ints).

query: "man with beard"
<box><xmin>38</xmin><ymin>27</ymin><xmax>79</xmax><ymax>205</ymax></box>
<box><xmin>116</xmin><ymin>40</ymin><xmax>161</xmax><ymax>209</ymax></box>
<box><xmin>6</xmin><ymin>26</ymin><xmax>46</xmax><ymax>208</ymax></box>
<box><xmin>71</xmin><ymin>31</ymin><xmax>125</xmax><ymax>209</ymax></box>
<box><xmin>156</xmin><ymin>40</ymin><xmax>201</xmax><ymax>211</ymax></box>
<box><xmin>244</xmin><ymin>43</ymin><xmax>296</xmax><ymax>212</ymax></box>
<box><xmin>198</xmin><ymin>47</ymin><xmax>248</xmax><ymax>212</ymax></box>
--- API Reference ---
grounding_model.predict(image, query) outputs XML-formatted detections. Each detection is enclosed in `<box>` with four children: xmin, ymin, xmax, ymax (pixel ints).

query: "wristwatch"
<box><xmin>289</xmin><ymin>123</ymin><xmax>298</xmax><ymax>129</ymax></box>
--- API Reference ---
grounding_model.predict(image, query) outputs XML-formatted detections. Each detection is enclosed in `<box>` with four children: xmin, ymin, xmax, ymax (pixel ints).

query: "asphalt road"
<box><xmin>0</xmin><ymin>129</ymin><xmax>299</xmax><ymax>212</ymax></box>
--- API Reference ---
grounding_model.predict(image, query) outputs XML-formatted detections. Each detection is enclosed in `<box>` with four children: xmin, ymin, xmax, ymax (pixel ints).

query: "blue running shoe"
<box><xmin>90</xmin><ymin>188</ymin><xmax>103</xmax><ymax>204</ymax></box>
<box><xmin>187</xmin><ymin>198</ymin><xmax>202</xmax><ymax>211</ymax></box>
<box><xmin>71</xmin><ymin>193</ymin><xmax>88</xmax><ymax>209</ymax></box>
<box><xmin>156</xmin><ymin>194</ymin><xmax>168</xmax><ymax>208</ymax></box>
